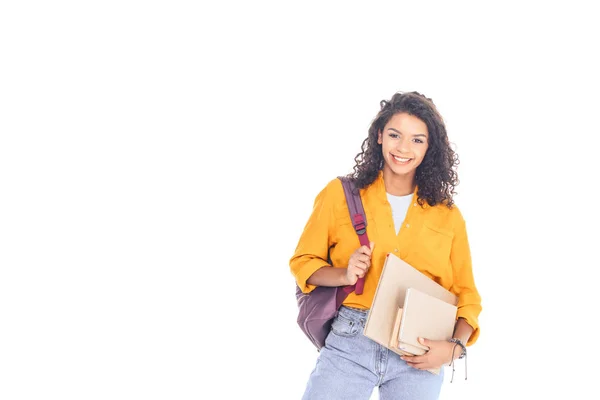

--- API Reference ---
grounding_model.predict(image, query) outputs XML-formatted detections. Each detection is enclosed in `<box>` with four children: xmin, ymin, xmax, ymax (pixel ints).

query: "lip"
<box><xmin>391</xmin><ymin>154</ymin><xmax>413</xmax><ymax>165</ymax></box>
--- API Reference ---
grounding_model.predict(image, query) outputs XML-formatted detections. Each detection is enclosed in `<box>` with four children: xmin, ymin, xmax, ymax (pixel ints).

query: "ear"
<box><xmin>377</xmin><ymin>130</ymin><xmax>382</xmax><ymax>144</ymax></box>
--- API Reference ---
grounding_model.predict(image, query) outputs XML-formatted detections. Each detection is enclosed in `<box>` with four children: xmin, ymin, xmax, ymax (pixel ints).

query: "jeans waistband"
<box><xmin>339</xmin><ymin>305</ymin><xmax>370</xmax><ymax>322</ymax></box>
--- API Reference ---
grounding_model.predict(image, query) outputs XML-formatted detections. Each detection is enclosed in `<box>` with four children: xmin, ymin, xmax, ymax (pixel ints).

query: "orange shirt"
<box><xmin>290</xmin><ymin>172</ymin><xmax>482</xmax><ymax>345</ymax></box>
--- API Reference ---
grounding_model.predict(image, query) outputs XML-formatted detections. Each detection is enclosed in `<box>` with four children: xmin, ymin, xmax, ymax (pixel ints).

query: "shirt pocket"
<box><xmin>413</xmin><ymin>222</ymin><xmax>454</xmax><ymax>271</ymax></box>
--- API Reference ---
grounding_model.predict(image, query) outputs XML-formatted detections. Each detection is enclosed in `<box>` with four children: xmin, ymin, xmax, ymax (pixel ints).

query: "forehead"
<box><xmin>385</xmin><ymin>113</ymin><xmax>428</xmax><ymax>136</ymax></box>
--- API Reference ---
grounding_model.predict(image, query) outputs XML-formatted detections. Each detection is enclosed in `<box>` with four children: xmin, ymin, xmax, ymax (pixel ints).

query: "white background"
<box><xmin>1</xmin><ymin>1</ymin><xmax>599</xmax><ymax>399</ymax></box>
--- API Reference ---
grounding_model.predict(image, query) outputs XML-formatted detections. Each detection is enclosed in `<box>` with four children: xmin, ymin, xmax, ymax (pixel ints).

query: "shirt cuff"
<box><xmin>456</xmin><ymin>306</ymin><xmax>481</xmax><ymax>346</ymax></box>
<box><xmin>294</xmin><ymin>259</ymin><xmax>330</xmax><ymax>293</ymax></box>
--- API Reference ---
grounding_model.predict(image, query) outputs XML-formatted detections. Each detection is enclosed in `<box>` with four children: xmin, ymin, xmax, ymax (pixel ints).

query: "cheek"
<box><xmin>414</xmin><ymin>146</ymin><xmax>428</xmax><ymax>163</ymax></box>
<box><xmin>379</xmin><ymin>139</ymin><xmax>388</xmax><ymax>152</ymax></box>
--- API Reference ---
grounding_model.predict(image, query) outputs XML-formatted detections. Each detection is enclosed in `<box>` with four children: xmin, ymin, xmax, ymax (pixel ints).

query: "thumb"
<box><xmin>369</xmin><ymin>241</ymin><xmax>375</xmax><ymax>251</ymax></box>
<box><xmin>418</xmin><ymin>337</ymin><xmax>428</xmax><ymax>345</ymax></box>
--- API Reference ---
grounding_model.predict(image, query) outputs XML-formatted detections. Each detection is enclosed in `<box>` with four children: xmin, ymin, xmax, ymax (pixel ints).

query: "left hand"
<box><xmin>401</xmin><ymin>337</ymin><xmax>460</xmax><ymax>370</ymax></box>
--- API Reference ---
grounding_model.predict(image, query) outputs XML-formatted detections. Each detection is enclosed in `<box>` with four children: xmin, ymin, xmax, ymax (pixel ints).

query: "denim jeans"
<box><xmin>302</xmin><ymin>306</ymin><xmax>444</xmax><ymax>400</ymax></box>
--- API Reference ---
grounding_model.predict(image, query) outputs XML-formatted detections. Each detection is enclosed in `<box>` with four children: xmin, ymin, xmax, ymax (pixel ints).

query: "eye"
<box><xmin>389</xmin><ymin>133</ymin><xmax>400</xmax><ymax>139</ymax></box>
<box><xmin>413</xmin><ymin>138</ymin><xmax>424</xmax><ymax>144</ymax></box>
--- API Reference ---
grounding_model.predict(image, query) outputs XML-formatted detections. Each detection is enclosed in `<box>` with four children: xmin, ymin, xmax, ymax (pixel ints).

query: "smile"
<box><xmin>392</xmin><ymin>155</ymin><xmax>412</xmax><ymax>164</ymax></box>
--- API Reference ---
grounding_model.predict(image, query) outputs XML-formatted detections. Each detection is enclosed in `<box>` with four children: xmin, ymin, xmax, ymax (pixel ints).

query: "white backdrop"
<box><xmin>1</xmin><ymin>1</ymin><xmax>599</xmax><ymax>399</ymax></box>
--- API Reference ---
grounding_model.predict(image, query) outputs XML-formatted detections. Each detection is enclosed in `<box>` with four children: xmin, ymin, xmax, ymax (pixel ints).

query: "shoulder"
<box><xmin>314</xmin><ymin>177</ymin><xmax>363</xmax><ymax>221</ymax></box>
<box><xmin>311</xmin><ymin>177</ymin><xmax>346</xmax><ymax>208</ymax></box>
<box><xmin>422</xmin><ymin>202</ymin><xmax>466</xmax><ymax>234</ymax></box>
<box><xmin>324</xmin><ymin>176</ymin><xmax>344</xmax><ymax>192</ymax></box>
<box><xmin>314</xmin><ymin>177</ymin><xmax>343</xmax><ymax>198</ymax></box>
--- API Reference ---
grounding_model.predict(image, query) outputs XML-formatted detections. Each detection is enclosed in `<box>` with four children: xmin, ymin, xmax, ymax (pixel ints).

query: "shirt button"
<box><xmin>394</xmin><ymin>248</ymin><xmax>398</xmax><ymax>252</ymax></box>
<box><xmin>413</xmin><ymin>203</ymin><xmax>417</xmax><ymax>206</ymax></box>
<box><xmin>406</xmin><ymin>224</ymin><xmax>410</xmax><ymax>228</ymax></box>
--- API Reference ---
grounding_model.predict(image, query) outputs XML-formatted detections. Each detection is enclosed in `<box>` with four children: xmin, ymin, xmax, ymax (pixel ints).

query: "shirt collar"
<box><xmin>367</xmin><ymin>170</ymin><xmax>420</xmax><ymax>205</ymax></box>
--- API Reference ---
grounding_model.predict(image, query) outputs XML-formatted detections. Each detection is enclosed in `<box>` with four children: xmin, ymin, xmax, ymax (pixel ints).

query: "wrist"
<box><xmin>340</xmin><ymin>268</ymin><xmax>352</xmax><ymax>286</ymax></box>
<box><xmin>448</xmin><ymin>338</ymin><xmax>467</xmax><ymax>360</ymax></box>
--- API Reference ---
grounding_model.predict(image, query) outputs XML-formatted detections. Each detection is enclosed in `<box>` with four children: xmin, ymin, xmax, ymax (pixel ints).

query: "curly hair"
<box><xmin>350</xmin><ymin>91</ymin><xmax>459</xmax><ymax>208</ymax></box>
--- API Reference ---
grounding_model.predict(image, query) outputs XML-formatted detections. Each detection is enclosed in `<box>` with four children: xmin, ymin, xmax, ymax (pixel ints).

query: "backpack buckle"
<box><xmin>353</xmin><ymin>214</ymin><xmax>367</xmax><ymax>235</ymax></box>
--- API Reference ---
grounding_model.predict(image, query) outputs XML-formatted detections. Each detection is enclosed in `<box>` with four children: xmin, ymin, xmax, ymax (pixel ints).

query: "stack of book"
<box><xmin>363</xmin><ymin>253</ymin><xmax>459</xmax><ymax>375</ymax></box>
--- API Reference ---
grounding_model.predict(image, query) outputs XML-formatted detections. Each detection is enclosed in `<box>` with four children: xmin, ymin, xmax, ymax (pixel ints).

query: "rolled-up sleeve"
<box><xmin>450</xmin><ymin>212</ymin><xmax>482</xmax><ymax>346</ymax></box>
<box><xmin>289</xmin><ymin>181</ymin><xmax>336</xmax><ymax>293</ymax></box>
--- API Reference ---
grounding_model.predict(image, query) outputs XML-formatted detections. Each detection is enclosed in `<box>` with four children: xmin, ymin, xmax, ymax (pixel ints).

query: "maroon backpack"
<box><xmin>295</xmin><ymin>176</ymin><xmax>370</xmax><ymax>351</ymax></box>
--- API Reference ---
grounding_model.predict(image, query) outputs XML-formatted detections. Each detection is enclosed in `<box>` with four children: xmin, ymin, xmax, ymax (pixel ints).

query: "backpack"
<box><xmin>295</xmin><ymin>176</ymin><xmax>371</xmax><ymax>351</ymax></box>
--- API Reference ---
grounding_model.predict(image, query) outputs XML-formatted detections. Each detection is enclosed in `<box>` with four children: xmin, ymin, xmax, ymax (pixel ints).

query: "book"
<box><xmin>363</xmin><ymin>253</ymin><xmax>458</xmax><ymax>354</ymax></box>
<box><xmin>397</xmin><ymin>287</ymin><xmax>458</xmax><ymax>356</ymax></box>
<box><xmin>363</xmin><ymin>253</ymin><xmax>459</xmax><ymax>375</ymax></box>
<box><xmin>386</xmin><ymin>288</ymin><xmax>457</xmax><ymax>376</ymax></box>
<box><xmin>387</xmin><ymin>303</ymin><xmax>443</xmax><ymax>375</ymax></box>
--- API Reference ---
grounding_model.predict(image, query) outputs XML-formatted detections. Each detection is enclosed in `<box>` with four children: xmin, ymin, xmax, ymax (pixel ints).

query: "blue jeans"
<box><xmin>302</xmin><ymin>306</ymin><xmax>444</xmax><ymax>400</ymax></box>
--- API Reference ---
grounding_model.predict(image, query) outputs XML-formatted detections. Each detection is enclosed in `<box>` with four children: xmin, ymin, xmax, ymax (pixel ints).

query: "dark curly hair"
<box><xmin>350</xmin><ymin>91</ymin><xmax>459</xmax><ymax>208</ymax></box>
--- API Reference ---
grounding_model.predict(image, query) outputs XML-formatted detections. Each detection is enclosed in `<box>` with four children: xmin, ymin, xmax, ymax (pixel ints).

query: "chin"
<box><xmin>391</xmin><ymin>166</ymin><xmax>416</xmax><ymax>176</ymax></box>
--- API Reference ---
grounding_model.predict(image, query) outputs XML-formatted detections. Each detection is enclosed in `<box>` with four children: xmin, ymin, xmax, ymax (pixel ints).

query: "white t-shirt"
<box><xmin>386</xmin><ymin>192</ymin><xmax>413</xmax><ymax>234</ymax></box>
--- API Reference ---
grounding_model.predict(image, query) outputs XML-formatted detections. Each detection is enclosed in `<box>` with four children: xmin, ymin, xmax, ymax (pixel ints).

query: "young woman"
<box><xmin>290</xmin><ymin>91</ymin><xmax>482</xmax><ymax>400</ymax></box>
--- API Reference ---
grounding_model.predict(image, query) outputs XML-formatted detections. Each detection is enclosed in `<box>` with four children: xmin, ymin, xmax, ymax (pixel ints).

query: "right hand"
<box><xmin>344</xmin><ymin>242</ymin><xmax>375</xmax><ymax>285</ymax></box>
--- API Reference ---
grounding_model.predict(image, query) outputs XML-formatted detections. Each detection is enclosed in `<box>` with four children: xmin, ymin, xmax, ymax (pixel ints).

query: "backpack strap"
<box><xmin>338</xmin><ymin>176</ymin><xmax>370</xmax><ymax>295</ymax></box>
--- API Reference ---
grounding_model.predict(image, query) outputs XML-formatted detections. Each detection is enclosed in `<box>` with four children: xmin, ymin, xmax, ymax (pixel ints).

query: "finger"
<box><xmin>357</xmin><ymin>245</ymin><xmax>372</xmax><ymax>257</ymax></box>
<box><xmin>348</xmin><ymin>267</ymin><xmax>365</xmax><ymax>279</ymax></box>
<box><xmin>401</xmin><ymin>355</ymin><xmax>425</xmax><ymax>364</ymax></box>
<box><xmin>350</xmin><ymin>260</ymin><xmax>369</xmax><ymax>272</ymax></box>
<box><xmin>356</xmin><ymin>265</ymin><xmax>369</xmax><ymax>278</ymax></box>
<box><xmin>404</xmin><ymin>359</ymin><xmax>425</xmax><ymax>369</ymax></box>
<box><xmin>350</xmin><ymin>271</ymin><xmax>365</xmax><ymax>284</ymax></box>
<box><xmin>356</xmin><ymin>253</ymin><xmax>372</xmax><ymax>265</ymax></box>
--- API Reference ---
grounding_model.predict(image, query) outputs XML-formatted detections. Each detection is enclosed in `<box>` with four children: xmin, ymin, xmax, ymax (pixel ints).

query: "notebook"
<box><xmin>363</xmin><ymin>253</ymin><xmax>458</xmax><ymax>358</ymax></box>
<box><xmin>397</xmin><ymin>287</ymin><xmax>458</xmax><ymax>356</ymax></box>
<box><xmin>388</xmin><ymin>303</ymin><xmax>444</xmax><ymax>376</ymax></box>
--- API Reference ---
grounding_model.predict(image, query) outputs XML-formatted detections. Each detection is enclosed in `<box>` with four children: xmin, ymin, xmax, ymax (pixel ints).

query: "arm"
<box><xmin>289</xmin><ymin>181</ymin><xmax>337</xmax><ymax>293</ymax></box>
<box><xmin>289</xmin><ymin>179</ymin><xmax>373</xmax><ymax>292</ymax></box>
<box><xmin>449</xmin><ymin>212</ymin><xmax>482</xmax><ymax>346</ymax></box>
<box><xmin>452</xmin><ymin>317</ymin><xmax>474</xmax><ymax>346</ymax></box>
<box><xmin>306</xmin><ymin>266</ymin><xmax>348</xmax><ymax>287</ymax></box>
<box><xmin>307</xmin><ymin>243</ymin><xmax>374</xmax><ymax>287</ymax></box>
<box><xmin>402</xmin><ymin>211</ymin><xmax>481</xmax><ymax>370</ymax></box>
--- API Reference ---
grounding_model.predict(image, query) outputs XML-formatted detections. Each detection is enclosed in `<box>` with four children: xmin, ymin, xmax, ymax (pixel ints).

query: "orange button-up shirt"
<box><xmin>290</xmin><ymin>172</ymin><xmax>482</xmax><ymax>345</ymax></box>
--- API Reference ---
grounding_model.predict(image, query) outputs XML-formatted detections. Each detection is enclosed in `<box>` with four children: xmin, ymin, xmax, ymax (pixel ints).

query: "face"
<box><xmin>377</xmin><ymin>112</ymin><xmax>429</xmax><ymax>178</ymax></box>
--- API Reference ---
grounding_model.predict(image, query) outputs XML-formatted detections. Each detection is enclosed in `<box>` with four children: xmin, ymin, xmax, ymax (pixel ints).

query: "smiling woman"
<box><xmin>290</xmin><ymin>91</ymin><xmax>481</xmax><ymax>400</ymax></box>
<box><xmin>377</xmin><ymin>113</ymin><xmax>430</xmax><ymax>193</ymax></box>
<box><xmin>353</xmin><ymin>92</ymin><xmax>460</xmax><ymax>207</ymax></box>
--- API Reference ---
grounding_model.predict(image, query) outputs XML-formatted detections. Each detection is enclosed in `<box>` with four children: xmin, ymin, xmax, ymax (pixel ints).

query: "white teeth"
<box><xmin>393</xmin><ymin>155</ymin><xmax>411</xmax><ymax>162</ymax></box>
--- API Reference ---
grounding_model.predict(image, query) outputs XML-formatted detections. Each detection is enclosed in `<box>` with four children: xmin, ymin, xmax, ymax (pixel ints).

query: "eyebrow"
<box><xmin>387</xmin><ymin>127</ymin><xmax>428</xmax><ymax>138</ymax></box>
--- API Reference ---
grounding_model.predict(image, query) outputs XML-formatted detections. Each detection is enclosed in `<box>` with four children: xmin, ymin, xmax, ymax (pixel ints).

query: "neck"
<box><xmin>382</xmin><ymin>168</ymin><xmax>416</xmax><ymax>196</ymax></box>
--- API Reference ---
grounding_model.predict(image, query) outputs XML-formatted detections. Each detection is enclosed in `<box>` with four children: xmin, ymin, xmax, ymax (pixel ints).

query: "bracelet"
<box><xmin>448</xmin><ymin>338</ymin><xmax>467</xmax><ymax>360</ymax></box>
<box><xmin>447</xmin><ymin>338</ymin><xmax>468</xmax><ymax>383</ymax></box>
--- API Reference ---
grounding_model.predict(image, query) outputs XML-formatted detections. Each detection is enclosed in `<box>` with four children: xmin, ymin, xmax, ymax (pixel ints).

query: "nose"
<box><xmin>397</xmin><ymin>137</ymin><xmax>410</xmax><ymax>154</ymax></box>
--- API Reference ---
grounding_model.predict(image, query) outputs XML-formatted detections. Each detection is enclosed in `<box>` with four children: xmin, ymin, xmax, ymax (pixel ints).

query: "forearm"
<box><xmin>306</xmin><ymin>266</ymin><xmax>349</xmax><ymax>287</ymax></box>
<box><xmin>452</xmin><ymin>317</ymin><xmax>474</xmax><ymax>345</ymax></box>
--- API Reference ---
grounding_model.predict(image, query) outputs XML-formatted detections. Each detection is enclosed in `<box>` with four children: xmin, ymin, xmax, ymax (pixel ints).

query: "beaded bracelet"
<box><xmin>447</xmin><ymin>338</ymin><xmax>467</xmax><ymax>382</ymax></box>
<box><xmin>448</xmin><ymin>338</ymin><xmax>467</xmax><ymax>359</ymax></box>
